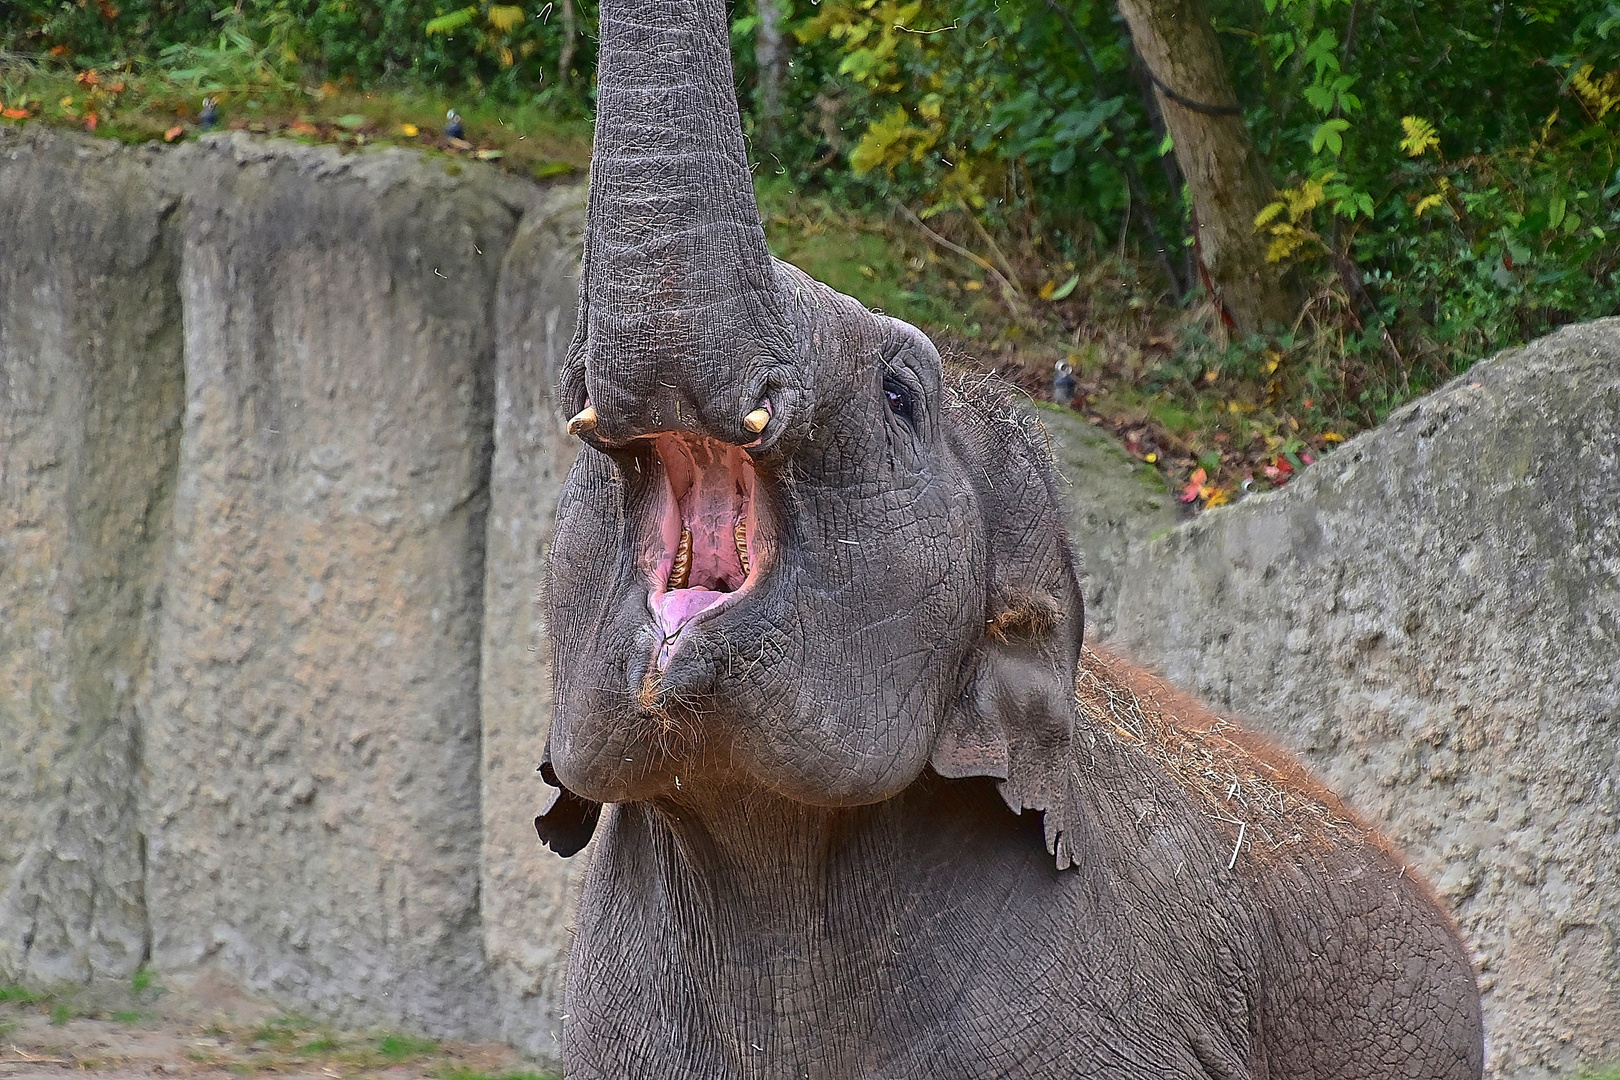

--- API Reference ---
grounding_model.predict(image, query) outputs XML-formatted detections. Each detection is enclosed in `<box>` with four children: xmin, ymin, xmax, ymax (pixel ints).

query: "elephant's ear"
<box><xmin>929</xmin><ymin>401</ymin><xmax>1085</xmax><ymax>869</ymax></box>
<box><xmin>535</xmin><ymin>737</ymin><xmax>602</xmax><ymax>858</ymax></box>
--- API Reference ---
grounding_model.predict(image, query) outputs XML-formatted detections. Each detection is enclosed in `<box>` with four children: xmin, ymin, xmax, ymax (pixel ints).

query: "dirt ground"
<box><xmin>0</xmin><ymin>973</ymin><xmax>548</xmax><ymax>1080</ymax></box>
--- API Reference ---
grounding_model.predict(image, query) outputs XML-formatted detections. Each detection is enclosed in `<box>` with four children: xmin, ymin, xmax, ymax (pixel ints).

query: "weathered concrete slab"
<box><xmin>1035</xmin><ymin>402</ymin><xmax>1181</xmax><ymax>638</ymax></box>
<box><xmin>139</xmin><ymin>135</ymin><xmax>532</xmax><ymax>1036</ymax></box>
<box><xmin>1105</xmin><ymin>320</ymin><xmax>1620</xmax><ymax>1078</ymax></box>
<box><xmin>479</xmin><ymin>187</ymin><xmax>585</xmax><ymax>1058</ymax></box>
<box><xmin>0</xmin><ymin>129</ymin><xmax>186</xmax><ymax>985</ymax></box>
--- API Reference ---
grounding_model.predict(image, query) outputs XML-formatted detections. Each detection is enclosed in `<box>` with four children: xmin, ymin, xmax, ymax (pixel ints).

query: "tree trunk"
<box><xmin>1113</xmin><ymin>0</ymin><xmax>1298</xmax><ymax>334</ymax></box>
<box><xmin>558</xmin><ymin>0</ymin><xmax>576</xmax><ymax>89</ymax></box>
<box><xmin>755</xmin><ymin>0</ymin><xmax>787</xmax><ymax>146</ymax></box>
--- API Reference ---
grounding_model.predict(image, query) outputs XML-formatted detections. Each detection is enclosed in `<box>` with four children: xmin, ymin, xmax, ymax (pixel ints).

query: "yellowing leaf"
<box><xmin>400</xmin><ymin>123</ymin><xmax>419</xmax><ymax>137</ymax></box>
<box><xmin>487</xmin><ymin>4</ymin><xmax>526</xmax><ymax>32</ymax></box>
<box><xmin>849</xmin><ymin>105</ymin><xmax>924</xmax><ymax>176</ymax></box>
<box><xmin>1322</xmin><ymin>432</ymin><xmax>1345</xmax><ymax>442</ymax></box>
<box><xmin>1254</xmin><ymin>201</ymin><xmax>1286</xmax><ymax>229</ymax></box>
<box><xmin>1571</xmin><ymin>65</ymin><xmax>1620</xmax><ymax>119</ymax></box>
<box><xmin>1414</xmin><ymin>193</ymin><xmax>1444</xmax><ymax>218</ymax></box>
<box><xmin>1399</xmin><ymin>116</ymin><xmax>1440</xmax><ymax>157</ymax></box>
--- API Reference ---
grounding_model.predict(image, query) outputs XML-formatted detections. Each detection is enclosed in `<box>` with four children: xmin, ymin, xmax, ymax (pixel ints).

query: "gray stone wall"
<box><xmin>0</xmin><ymin>132</ymin><xmax>186</xmax><ymax>988</ymax></box>
<box><xmin>0</xmin><ymin>127</ymin><xmax>584</xmax><ymax>1057</ymax></box>
<box><xmin>480</xmin><ymin>192</ymin><xmax>586</xmax><ymax>1057</ymax></box>
<box><xmin>1101</xmin><ymin>321</ymin><xmax>1620</xmax><ymax>1079</ymax></box>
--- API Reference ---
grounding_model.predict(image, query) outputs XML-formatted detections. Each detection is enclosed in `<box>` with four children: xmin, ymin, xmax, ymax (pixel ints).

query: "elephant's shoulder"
<box><xmin>1072</xmin><ymin>647</ymin><xmax>1374</xmax><ymax>878</ymax></box>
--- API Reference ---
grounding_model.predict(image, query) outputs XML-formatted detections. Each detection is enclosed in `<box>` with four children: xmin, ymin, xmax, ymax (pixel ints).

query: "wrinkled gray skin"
<box><xmin>537</xmin><ymin>1</ymin><xmax>1484</xmax><ymax>1076</ymax></box>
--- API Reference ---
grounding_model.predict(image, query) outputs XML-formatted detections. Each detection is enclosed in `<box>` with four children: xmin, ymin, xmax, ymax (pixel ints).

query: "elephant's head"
<box><xmin>537</xmin><ymin>0</ymin><xmax>1086</xmax><ymax>866</ymax></box>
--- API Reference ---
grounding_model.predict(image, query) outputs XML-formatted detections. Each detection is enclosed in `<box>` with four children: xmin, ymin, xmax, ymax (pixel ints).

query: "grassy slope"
<box><xmin>3</xmin><ymin>65</ymin><xmax>1388</xmax><ymax>509</ymax></box>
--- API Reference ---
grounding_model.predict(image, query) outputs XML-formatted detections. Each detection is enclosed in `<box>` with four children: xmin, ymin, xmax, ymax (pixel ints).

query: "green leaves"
<box><xmin>424</xmin><ymin>7</ymin><xmax>477</xmax><ymax>35</ymax></box>
<box><xmin>1301</xmin><ymin>28</ymin><xmax>1342</xmax><ymax>81</ymax></box>
<box><xmin>1310</xmin><ymin>118</ymin><xmax>1350</xmax><ymax>156</ymax></box>
<box><xmin>1304</xmin><ymin>75</ymin><xmax>1360</xmax><ymax>115</ymax></box>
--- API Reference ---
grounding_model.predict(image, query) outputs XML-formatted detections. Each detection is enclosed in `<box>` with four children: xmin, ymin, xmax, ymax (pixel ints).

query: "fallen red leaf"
<box><xmin>1</xmin><ymin>108</ymin><xmax>29</xmax><ymax>120</ymax></box>
<box><xmin>83</xmin><ymin>112</ymin><xmax>98</xmax><ymax>132</ymax></box>
<box><xmin>164</xmin><ymin>125</ymin><xmax>184</xmax><ymax>142</ymax></box>
<box><xmin>1180</xmin><ymin>467</ymin><xmax>1207</xmax><ymax>504</ymax></box>
<box><xmin>76</xmin><ymin>70</ymin><xmax>101</xmax><ymax>86</ymax></box>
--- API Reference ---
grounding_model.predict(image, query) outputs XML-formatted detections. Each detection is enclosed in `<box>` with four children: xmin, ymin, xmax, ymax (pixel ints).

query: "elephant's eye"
<box><xmin>882</xmin><ymin>374</ymin><xmax>916</xmax><ymax>423</ymax></box>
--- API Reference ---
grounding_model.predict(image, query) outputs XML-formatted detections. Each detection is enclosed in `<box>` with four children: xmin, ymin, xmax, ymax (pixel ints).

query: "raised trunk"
<box><xmin>755</xmin><ymin>0</ymin><xmax>788</xmax><ymax>146</ymax></box>
<box><xmin>1114</xmin><ymin>0</ymin><xmax>1298</xmax><ymax>334</ymax></box>
<box><xmin>583</xmin><ymin>0</ymin><xmax>785</xmax><ymax>437</ymax></box>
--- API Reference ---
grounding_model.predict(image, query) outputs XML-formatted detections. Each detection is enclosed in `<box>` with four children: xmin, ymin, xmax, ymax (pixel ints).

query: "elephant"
<box><xmin>534</xmin><ymin>0</ymin><xmax>1485</xmax><ymax>1075</ymax></box>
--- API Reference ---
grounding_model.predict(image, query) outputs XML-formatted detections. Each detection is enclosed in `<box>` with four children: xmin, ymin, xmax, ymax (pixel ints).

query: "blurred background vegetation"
<box><xmin>3</xmin><ymin>0</ymin><xmax>1618</xmax><ymax>503</ymax></box>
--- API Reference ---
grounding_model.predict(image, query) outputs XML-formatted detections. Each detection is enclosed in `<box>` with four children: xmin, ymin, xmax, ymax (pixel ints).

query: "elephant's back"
<box><xmin>1072</xmin><ymin>648</ymin><xmax>1484</xmax><ymax>1078</ymax></box>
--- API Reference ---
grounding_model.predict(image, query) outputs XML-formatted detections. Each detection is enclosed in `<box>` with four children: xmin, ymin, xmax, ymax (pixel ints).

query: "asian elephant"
<box><xmin>534</xmin><ymin>0</ymin><xmax>1484</xmax><ymax>1075</ymax></box>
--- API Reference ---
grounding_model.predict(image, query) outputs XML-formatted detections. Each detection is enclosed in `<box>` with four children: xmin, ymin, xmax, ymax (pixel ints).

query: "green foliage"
<box><xmin>780</xmin><ymin>0</ymin><xmax>1620</xmax><ymax>416</ymax></box>
<box><xmin>0</xmin><ymin>986</ymin><xmax>44</xmax><ymax>1004</ymax></box>
<box><xmin>786</xmin><ymin>0</ymin><xmax>1168</xmax><ymax>252</ymax></box>
<box><xmin>6</xmin><ymin>0</ymin><xmax>1619</xmax><ymax>465</ymax></box>
<box><xmin>0</xmin><ymin>0</ymin><xmax>599</xmax><ymax>109</ymax></box>
<box><xmin>377</xmin><ymin>1033</ymin><xmax>439</xmax><ymax>1059</ymax></box>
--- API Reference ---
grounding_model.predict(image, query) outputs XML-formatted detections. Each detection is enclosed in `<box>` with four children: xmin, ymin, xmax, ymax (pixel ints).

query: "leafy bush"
<box><xmin>5</xmin><ymin>0</ymin><xmax>1617</xmax><ymax>448</ymax></box>
<box><xmin>770</xmin><ymin>0</ymin><xmax>1620</xmax><ymax>420</ymax></box>
<box><xmin>0</xmin><ymin>0</ymin><xmax>598</xmax><ymax>109</ymax></box>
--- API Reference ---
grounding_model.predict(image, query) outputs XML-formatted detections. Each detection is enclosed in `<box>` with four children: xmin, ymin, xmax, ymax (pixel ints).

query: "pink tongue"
<box><xmin>652</xmin><ymin>588</ymin><xmax>729</xmax><ymax>637</ymax></box>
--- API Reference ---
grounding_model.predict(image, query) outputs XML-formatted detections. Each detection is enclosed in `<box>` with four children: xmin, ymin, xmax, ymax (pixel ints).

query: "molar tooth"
<box><xmin>669</xmin><ymin>528</ymin><xmax>692</xmax><ymax>590</ymax></box>
<box><xmin>735</xmin><ymin>521</ymin><xmax>750</xmax><ymax>575</ymax></box>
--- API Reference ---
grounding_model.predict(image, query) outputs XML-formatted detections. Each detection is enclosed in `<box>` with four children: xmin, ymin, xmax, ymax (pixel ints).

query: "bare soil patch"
<box><xmin>0</xmin><ymin>974</ymin><xmax>549</xmax><ymax>1080</ymax></box>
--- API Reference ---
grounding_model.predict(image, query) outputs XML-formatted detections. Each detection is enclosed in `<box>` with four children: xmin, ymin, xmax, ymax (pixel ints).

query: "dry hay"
<box><xmin>1074</xmin><ymin>646</ymin><xmax>1359</xmax><ymax>868</ymax></box>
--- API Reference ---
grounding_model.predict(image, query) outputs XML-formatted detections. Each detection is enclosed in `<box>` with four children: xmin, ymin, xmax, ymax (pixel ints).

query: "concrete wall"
<box><xmin>3</xmin><ymin>125</ymin><xmax>1616</xmax><ymax>1077</ymax></box>
<box><xmin>1101</xmin><ymin>321</ymin><xmax>1620</xmax><ymax>1078</ymax></box>
<box><xmin>0</xmin><ymin>131</ymin><xmax>186</xmax><ymax>989</ymax></box>
<box><xmin>0</xmin><ymin>127</ymin><xmax>585</xmax><ymax>1056</ymax></box>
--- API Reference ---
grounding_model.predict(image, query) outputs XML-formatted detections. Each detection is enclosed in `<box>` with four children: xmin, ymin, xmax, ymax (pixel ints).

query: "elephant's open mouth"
<box><xmin>645</xmin><ymin>432</ymin><xmax>761</xmax><ymax>668</ymax></box>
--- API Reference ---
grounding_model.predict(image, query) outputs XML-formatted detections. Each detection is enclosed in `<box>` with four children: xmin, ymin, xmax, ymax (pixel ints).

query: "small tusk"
<box><xmin>743</xmin><ymin>407</ymin><xmax>770</xmax><ymax>434</ymax></box>
<box><xmin>567</xmin><ymin>405</ymin><xmax>598</xmax><ymax>436</ymax></box>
